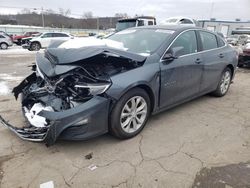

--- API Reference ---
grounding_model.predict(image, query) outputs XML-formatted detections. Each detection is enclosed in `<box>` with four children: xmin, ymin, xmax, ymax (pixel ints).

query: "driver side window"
<box><xmin>170</xmin><ymin>31</ymin><xmax>197</xmax><ymax>57</ymax></box>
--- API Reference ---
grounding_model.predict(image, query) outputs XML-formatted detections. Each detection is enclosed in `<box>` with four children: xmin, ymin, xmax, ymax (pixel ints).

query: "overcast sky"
<box><xmin>0</xmin><ymin>0</ymin><xmax>249</xmax><ymax>22</ymax></box>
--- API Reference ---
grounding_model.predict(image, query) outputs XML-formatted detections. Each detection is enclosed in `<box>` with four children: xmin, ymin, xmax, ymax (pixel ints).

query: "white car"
<box><xmin>160</xmin><ymin>17</ymin><xmax>197</xmax><ymax>27</ymax></box>
<box><xmin>0</xmin><ymin>33</ymin><xmax>13</xmax><ymax>50</ymax></box>
<box><xmin>28</xmin><ymin>32</ymin><xmax>73</xmax><ymax>51</ymax></box>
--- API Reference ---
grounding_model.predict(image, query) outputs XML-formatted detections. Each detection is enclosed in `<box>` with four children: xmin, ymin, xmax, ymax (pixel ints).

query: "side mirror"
<box><xmin>162</xmin><ymin>46</ymin><xmax>184</xmax><ymax>62</ymax></box>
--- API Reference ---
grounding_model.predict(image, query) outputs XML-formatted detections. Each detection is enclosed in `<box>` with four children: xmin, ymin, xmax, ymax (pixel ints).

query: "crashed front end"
<box><xmin>0</xmin><ymin>46</ymin><xmax>145</xmax><ymax>146</ymax></box>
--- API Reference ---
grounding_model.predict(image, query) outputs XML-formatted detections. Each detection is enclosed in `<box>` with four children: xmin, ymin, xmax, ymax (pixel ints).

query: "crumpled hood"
<box><xmin>45</xmin><ymin>46</ymin><xmax>147</xmax><ymax>65</ymax></box>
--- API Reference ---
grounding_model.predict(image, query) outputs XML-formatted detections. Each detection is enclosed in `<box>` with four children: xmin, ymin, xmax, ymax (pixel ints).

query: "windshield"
<box><xmin>116</xmin><ymin>21</ymin><xmax>136</xmax><ymax>31</ymax></box>
<box><xmin>33</xmin><ymin>33</ymin><xmax>42</xmax><ymax>37</ymax></box>
<box><xmin>108</xmin><ymin>28</ymin><xmax>174</xmax><ymax>55</ymax></box>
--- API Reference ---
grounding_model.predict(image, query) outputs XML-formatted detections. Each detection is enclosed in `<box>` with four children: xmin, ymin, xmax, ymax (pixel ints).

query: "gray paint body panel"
<box><xmin>0</xmin><ymin>26</ymin><xmax>238</xmax><ymax>145</ymax></box>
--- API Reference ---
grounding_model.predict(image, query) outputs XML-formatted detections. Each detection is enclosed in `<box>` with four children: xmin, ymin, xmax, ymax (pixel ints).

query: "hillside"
<box><xmin>0</xmin><ymin>13</ymin><xmax>121</xmax><ymax>29</ymax></box>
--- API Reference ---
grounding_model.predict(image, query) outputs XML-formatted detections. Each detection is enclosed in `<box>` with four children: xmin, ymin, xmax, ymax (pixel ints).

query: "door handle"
<box><xmin>219</xmin><ymin>53</ymin><xmax>224</xmax><ymax>58</ymax></box>
<box><xmin>195</xmin><ymin>58</ymin><xmax>202</xmax><ymax>64</ymax></box>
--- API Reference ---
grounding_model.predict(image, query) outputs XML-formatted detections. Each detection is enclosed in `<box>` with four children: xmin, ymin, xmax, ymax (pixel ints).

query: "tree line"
<box><xmin>0</xmin><ymin>8</ymin><xmax>131</xmax><ymax>29</ymax></box>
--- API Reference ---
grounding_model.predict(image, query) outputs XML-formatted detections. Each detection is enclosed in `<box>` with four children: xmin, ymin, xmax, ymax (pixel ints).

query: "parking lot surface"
<box><xmin>0</xmin><ymin>48</ymin><xmax>250</xmax><ymax>188</ymax></box>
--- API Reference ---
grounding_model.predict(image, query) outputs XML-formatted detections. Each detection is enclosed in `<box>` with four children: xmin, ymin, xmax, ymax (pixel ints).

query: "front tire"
<box><xmin>211</xmin><ymin>67</ymin><xmax>232</xmax><ymax>97</ymax></box>
<box><xmin>110</xmin><ymin>88</ymin><xmax>151</xmax><ymax>139</ymax></box>
<box><xmin>31</xmin><ymin>42</ymin><xmax>41</xmax><ymax>51</ymax></box>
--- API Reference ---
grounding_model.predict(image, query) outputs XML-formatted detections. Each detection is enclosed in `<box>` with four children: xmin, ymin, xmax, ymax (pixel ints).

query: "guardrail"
<box><xmin>0</xmin><ymin>25</ymin><xmax>103</xmax><ymax>36</ymax></box>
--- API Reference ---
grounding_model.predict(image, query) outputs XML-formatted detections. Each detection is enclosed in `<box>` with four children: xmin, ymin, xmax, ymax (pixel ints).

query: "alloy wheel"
<box><xmin>220</xmin><ymin>70</ymin><xmax>231</xmax><ymax>95</ymax></box>
<box><xmin>120</xmin><ymin>96</ymin><xmax>148</xmax><ymax>133</ymax></box>
<box><xmin>32</xmin><ymin>43</ymin><xmax>40</xmax><ymax>51</ymax></box>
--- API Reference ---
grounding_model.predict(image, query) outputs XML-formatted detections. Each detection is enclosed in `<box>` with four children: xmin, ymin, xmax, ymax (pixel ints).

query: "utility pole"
<box><xmin>41</xmin><ymin>7</ymin><xmax>45</xmax><ymax>27</ymax></box>
<box><xmin>209</xmin><ymin>1</ymin><xmax>214</xmax><ymax>19</ymax></box>
<box><xmin>97</xmin><ymin>17</ymin><xmax>99</xmax><ymax>31</ymax></box>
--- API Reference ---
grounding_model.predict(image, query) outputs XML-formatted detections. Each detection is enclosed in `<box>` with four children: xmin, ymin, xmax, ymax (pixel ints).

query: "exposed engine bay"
<box><xmin>0</xmin><ymin>46</ymin><xmax>146</xmax><ymax>145</ymax></box>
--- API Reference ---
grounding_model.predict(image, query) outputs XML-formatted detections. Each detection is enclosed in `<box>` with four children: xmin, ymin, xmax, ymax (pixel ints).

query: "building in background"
<box><xmin>198</xmin><ymin>19</ymin><xmax>250</xmax><ymax>37</ymax></box>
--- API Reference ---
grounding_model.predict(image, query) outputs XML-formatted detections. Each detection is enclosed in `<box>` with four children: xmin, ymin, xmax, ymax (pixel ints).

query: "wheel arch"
<box><xmin>226</xmin><ymin>64</ymin><xmax>234</xmax><ymax>75</ymax></box>
<box><xmin>31</xmin><ymin>41</ymin><xmax>41</xmax><ymax>46</ymax></box>
<box><xmin>137</xmin><ymin>84</ymin><xmax>155</xmax><ymax>113</ymax></box>
<box><xmin>0</xmin><ymin>42</ymin><xmax>8</xmax><ymax>49</ymax></box>
<box><xmin>112</xmin><ymin>83</ymin><xmax>156</xmax><ymax>113</ymax></box>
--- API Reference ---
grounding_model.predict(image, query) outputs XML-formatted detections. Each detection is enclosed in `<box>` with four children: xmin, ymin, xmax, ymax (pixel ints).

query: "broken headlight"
<box><xmin>36</xmin><ymin>64</ymin><xmax>44</xmax><ymax>79</ymax></box>
<box><xmin>74</xmin><ymin>83</ymin><xmax>111</xmax><ymax>95</ymax></box>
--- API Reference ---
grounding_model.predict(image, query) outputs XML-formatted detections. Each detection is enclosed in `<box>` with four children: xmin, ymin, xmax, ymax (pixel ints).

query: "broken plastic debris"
<box><xmin>85</xmin><ymin>152</ymin><xmax>93</xmax><ymax>160</ymax></box>
<box><xmin>40</xmin><ymin>181</ymin><xmax>54</xmax><ymax>188</ymax></box>
<box><xmin>88</xmin><ymin>164</ymin><xmax>98</xmax><ymax>171</ymax></box>
<box><xmin>24</xmin><ymin>103</ymin><xmax>54</xmax><ymax>128</ymax></box>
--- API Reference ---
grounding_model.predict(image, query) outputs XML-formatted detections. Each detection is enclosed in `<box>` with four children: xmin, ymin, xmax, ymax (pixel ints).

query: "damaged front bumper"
<box><xmin>0</xmin><ymin>96</ymin><xmax>110</xmax><ymax>146</ymax></box>
<box><xmin>0</xmin><ymin>115</ymin><xmax>47</xmax><ymax>142</ymax></box>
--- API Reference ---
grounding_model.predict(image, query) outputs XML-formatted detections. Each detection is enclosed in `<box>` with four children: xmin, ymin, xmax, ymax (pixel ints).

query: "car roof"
<box><xmin>165</xmin><ymin>16</ymin><xmax>194</xmax><ymax>21</ymax></box>
<box><xmin>43</xmin><ymin>32</ymin><xmax>69</xmax><ymax>35</ymax></box>
<box><xmin>118</xmin><ymin>16</ymin><xmax>156</xmax><ymax>22</ymax></box>
<box><xmin>132</xmin><ymin>25</ymin><xmax>200</xmax><ymax>31</ymax></box>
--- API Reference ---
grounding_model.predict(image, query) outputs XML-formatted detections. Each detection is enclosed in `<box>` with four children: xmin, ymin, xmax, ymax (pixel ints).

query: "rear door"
<box><xmin>198</xmin><ymin>31</ymin><xmax>226</xmax><ymax>93</ymax></box>
<box><xmin>40</xmin><ymin>33</ymin><xmax>53</xmax><ymax>48</ymax></box>
<box><xmin>160</xmin><ymin>30</ymin><xmax>203</xmax><ymax>108</ymax></box>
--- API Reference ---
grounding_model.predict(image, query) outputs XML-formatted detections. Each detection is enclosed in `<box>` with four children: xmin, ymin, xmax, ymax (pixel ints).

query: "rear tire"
<box><xmin>211</xmin><ymin>67</ymin><xmax>232</xmax><ymax>97</ymax></box>
<box><xmin>110</xmin><ymin>88</ymin><xmax>151</xmax><ymax>139</ymax></box>
<box><xmin>0</xmin><ymin>42</ymin><xmax>8</xmax><ymax>50</ymax></box>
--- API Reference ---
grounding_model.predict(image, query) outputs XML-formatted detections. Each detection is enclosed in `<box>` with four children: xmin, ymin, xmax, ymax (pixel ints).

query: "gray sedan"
<box><xmin>0</xmin><ymin>26</ymin><xmax>238</xmax><ymax>145</ymax></box>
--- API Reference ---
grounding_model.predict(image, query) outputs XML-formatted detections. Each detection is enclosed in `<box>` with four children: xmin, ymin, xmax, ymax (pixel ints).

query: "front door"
<box><xmin>40</xmin><ymin>33</ymin><xmax>53</xmax><ymax>48</ymax></box>
<box><xmin>160</xmin><ymin>30</ymin><xmax>203</xmax><ymax>108</ymax></box>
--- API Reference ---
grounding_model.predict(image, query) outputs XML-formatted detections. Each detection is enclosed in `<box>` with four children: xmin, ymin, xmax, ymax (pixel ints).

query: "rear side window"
<box><xmin>0</xmin><ymin>35</ymin><xmax>5</xmax><ymax>38</ymax></box>
<box><xmin>53</xmin><ymin>33</ymin><xmax>69</xmax><ymax>37</ymax></box>
<box><xmin>217</xmin><ymin>36</ymin><xmax>226</xmax><ymax>47</ymax></box>
<box><xmin>170</xmin><ymin>31</ymin><xmax>197</xmax><ymax>56</ymax></box>
<box><xmin>200</xmin><ymin>31</ymin><xmax>218</xmax><ymax>50</ymax></box>
<box><xmin>180</xmin><ymin>19</ymin><xmax>193</xmax><ymax>24</ymax></box>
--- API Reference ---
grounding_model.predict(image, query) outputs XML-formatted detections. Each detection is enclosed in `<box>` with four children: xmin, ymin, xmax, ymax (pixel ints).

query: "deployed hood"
<box><xmin>45</xmin><ymin>46</ymin><xmax>147</xmax><ymax>65</ymax></box>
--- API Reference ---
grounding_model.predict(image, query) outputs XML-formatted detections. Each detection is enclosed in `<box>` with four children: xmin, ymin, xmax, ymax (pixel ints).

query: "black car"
<box><xmin>0</xmin><ymin>26</ymin><xmax>238</xmax><ymax>146</ymax></box>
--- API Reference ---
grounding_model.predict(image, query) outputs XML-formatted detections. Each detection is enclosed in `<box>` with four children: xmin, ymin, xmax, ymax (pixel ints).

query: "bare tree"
<box><xmin>82</xmin><ymin>11</ymin><xmax>93</xmax><ymax>18</ymax></box>
<box><xmin>59</xmin><ymin>8</ymin><xmax>65</xmax><ymax>16</ymax></box>
<box><xmin>114</xmin><ymin>13</ymin><xmax>128</xmax><ymax>18</ymax></box>
<box><xmin>64</xmin><ymin>9</ymin><xmax>71</xmax><ymax>17</ymax></box>
<box><xmin>46</xmin><ymin>9</ymin><xmax>55</xmax><ymax>15</ymax></box>
<box><xmin>58</xmin><ymin>8</ymin><xmax>71</xmax><ymax>17</ymax></box>
<box><xmin>20</xmin><ymin>8</ymin><xmax>31</xmax><ymax>14</ymax></box>
<box><xmin>134</xmin><ymin>14</ymin><xmax>144</xmax><ymax>17</ymax></box>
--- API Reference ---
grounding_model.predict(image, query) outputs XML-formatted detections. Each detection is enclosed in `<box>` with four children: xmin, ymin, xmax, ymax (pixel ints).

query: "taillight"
<box><xmin>243</xmin><ymin>49</ymin><xmax>250</xmax><ymax>55</ymax></box>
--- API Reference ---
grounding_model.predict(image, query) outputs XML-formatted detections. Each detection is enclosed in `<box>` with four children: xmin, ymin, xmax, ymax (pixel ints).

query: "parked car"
<box><xmin>160</xmin><ymin>17</ymin><xmax>198</xmax><ymax>27</ymax></box>
<box><xmin>226</xmin><ymin>35</ymin><xmax>248</xmax><ymax>46</ymax></box>
<box><xmin>21</xmin><ymin>33</ymin><xmax>41</xmax><ymax>45</ymax></box>
<box><xmin>12</xmin><ymin>31</ymin><xmax>40</xmax><ymax>45</ymax></box>
<box><xmin>24</xmin><ymin>32</ymin><xmax>73</xmax><ymax>51</ymax></box>
<box><xmin>0</xmin><ymin>26</ymin><xmax>237</xmax><ymax>145</ymax></box>
<box><xmin>116</xmin><ymin>16</ymin><xmax>156</xmax><ymax>31</ymax></box>
<box><xmin>238</xmin><ymin>43</ymin><xmax>250</xmax><ymax>67</ymax></box>
<box><xmin>0</xmin><ymin>31</ymin><xmax>11</xmax><ymax>38</ymax></box>
<box><xmin>0</xmin><ymin>33</ymin><xmax>13</xmax><ymax>49</ymax></box>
